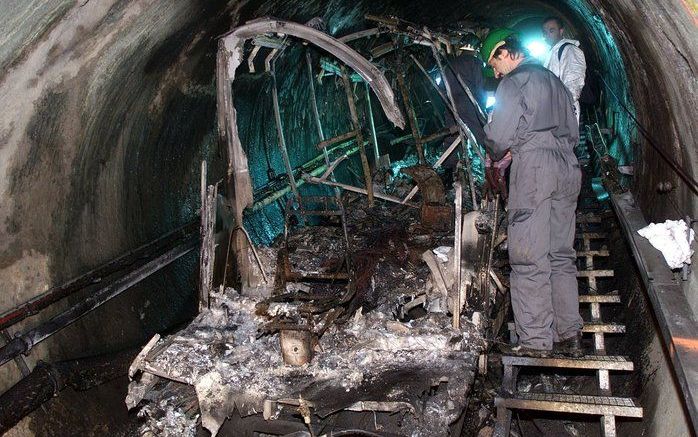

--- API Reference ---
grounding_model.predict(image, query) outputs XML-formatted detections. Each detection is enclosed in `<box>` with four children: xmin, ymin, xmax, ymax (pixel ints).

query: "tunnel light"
<box><xmin>525</xmin><ymin>39</ymin><xmax>550</xmax><ymax>61</ymax></box>
<box><xmin>486</xmin><ymin>95</ymin><xmax>496</xmax><ymax>109</ymax></box>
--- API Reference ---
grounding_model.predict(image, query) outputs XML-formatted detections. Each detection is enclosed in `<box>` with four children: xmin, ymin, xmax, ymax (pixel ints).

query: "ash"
<box><xmin>127</xmin><ymin>197</ymin><xmax>488</xmax><ymax>436</ymax></box>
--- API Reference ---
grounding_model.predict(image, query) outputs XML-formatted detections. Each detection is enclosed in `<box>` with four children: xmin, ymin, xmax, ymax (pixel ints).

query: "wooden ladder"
<box><xmin>496</xmin><ymin>218</ymin><xmax>643</xmax><ymax>437</ymax></box>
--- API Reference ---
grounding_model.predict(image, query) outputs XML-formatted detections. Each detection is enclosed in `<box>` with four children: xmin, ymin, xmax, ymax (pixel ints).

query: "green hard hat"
<box><xmin>480</xmin><ymin>28</ymin><xmax>519</xmax><ymax>63</ymax></box>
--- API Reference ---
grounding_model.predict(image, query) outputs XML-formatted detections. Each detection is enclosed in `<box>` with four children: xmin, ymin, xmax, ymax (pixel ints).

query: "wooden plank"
<box><xmin>507</xmin><ymin>322</ymin><xmax>625</xmax><ymax>334</ymax></box>
<box><xmin>583</xmin><ymin>323</ymin><xmax>626</xmax><ymax>334</ymax></box>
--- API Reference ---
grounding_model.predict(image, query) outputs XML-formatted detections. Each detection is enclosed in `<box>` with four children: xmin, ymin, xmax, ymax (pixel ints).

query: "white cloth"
<box><xmin>637</xmin><ymin>219</ymin><xmax>695</xmax><ymax>269</ymax></box>
<box><xmin>544</xmin><ymin>39</ymin><xmax>586</xmax><ymax>121</ymax></box>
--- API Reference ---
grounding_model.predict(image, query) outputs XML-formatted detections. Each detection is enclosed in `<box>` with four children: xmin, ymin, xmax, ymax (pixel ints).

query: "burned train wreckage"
<box><xmin>127</xmin><ymin>17</ymin><xmax>506</xmax><ymax>436</ymax></box>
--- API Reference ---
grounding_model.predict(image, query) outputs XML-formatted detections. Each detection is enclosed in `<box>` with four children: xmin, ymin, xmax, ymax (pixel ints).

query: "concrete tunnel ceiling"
<box><xmin>0</xmin><ymin>0</ymin><xmax>696</xmax><ymax>383</ymax></box>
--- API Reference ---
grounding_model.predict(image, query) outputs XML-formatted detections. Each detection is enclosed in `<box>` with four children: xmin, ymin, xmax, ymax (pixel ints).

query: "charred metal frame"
<box><xmin>216</xmin><ymin>18</ymin><xmax>405</xmax><ymax>290</ymax></box>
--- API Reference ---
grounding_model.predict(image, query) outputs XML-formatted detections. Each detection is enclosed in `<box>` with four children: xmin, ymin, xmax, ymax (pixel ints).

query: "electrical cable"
<box><xmin>597</xmin><ymin>73</ymin><xmax>698</xmax><ymax>196</ymax></box>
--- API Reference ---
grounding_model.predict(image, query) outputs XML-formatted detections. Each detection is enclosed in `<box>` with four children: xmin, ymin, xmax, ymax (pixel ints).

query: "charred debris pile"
<box><xmin>128</xmin><ymin>196</ymin><xmax>505</xmax><ymax>436</ymax></box>
<box><xmin>126</xmin><ymin>16</ymin><xmax>510</xmax><ymax>436</ymax></box>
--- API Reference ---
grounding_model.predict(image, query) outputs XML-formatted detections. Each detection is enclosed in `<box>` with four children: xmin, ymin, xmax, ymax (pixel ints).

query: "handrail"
<box><xmin>0</xmin><ymin>220</ymin><xmax>198</xmax><ymax>332</ymax></box>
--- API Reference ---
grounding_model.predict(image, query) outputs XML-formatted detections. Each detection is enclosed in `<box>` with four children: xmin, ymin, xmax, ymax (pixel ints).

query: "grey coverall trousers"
<box><xmin>508</xmin><ymin>147</ymin><xmax>582</xmax><ymax>350</ymax></box>
<box><xmin>483</xmin><ymin>59</ymin><xmax>583</xmax><ymax>350</ymax></box>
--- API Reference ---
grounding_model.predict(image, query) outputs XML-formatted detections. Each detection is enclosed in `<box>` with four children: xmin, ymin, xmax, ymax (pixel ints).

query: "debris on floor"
<box><xmin>127</xmin><ymin>196</ymin><xmax>491</xmax><ymax>436</ymax></box>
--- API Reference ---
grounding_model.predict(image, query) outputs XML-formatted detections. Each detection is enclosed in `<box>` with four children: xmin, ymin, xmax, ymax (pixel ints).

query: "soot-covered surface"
<box><xmin>127</xmin><ymin>198</ymin><xmax>486</xmax><ymax>436</ymax></box>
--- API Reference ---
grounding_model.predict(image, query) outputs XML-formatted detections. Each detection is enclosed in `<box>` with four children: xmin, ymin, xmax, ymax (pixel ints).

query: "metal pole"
<box><xmin>340</xmin><ymin>67</ymin><xmax>374</xmax><ymax>206</ymax></box>
<box><xmin>0</xmin><ymin>240</ymin><xmax>197</xmax><ymax>368</ymax></box>
<box><xmin>453</xmin><ymin>182</ymin><xmax>463</xmax><ymax>329</ymax></box>
<box><xmin>464</xmin><ymin>139</ymin><xmax>479</xmax><ymax>209</ymax></box>
<box><xmin>396</xmin><ymin>66</ymin><xmax>425</xmax><ymax>163</ymax></box>
<box><xmin>199</xmin><ymin>161</ymin><xmax>216</xmax><ymax>312</ymax></box>
<box><xmin>304</xmin><ymin>176</ymin><xmax>418</xmax><ymax>208</ymax></box>
<box><xmin>251</xmin><ymin>145</ymin><xmax>362</xmax><ymax>211</ymax></box>
<box><xmin>365</xmin><ymin>82</ymin><xmax>381</xmax><ymax>166</ymax></box>
<box><xmin>270</xmin><ymin>66</ymin><xmax>300</xmax><ymax>202</ymax></box>
<box><xmin>306</xmin><ymin>52</ymin><xmax>353</xmax><ymax>271</ymax></box>
<box><xmin>410</xmin><ymin>54</ymin><xmax>486</xmax><ymax>164</ymax></box>
<box><xmin>0</xmin><ymin>220</ymin><xmax>197</xmax><ymax>332</ymax></box>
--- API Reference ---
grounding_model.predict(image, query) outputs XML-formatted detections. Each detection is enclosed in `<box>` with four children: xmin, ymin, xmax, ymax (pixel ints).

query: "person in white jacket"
<box><xmin>542</xmin><ymin>16</ymin><xmax>586</xmax><ymax>122</ymax></box>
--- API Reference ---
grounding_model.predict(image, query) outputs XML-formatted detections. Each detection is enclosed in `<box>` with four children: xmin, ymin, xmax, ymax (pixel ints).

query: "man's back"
<box><xmin>485</xmin><ymin>58</ymin><xmax>579</xmax><ymax>159</ymax></box>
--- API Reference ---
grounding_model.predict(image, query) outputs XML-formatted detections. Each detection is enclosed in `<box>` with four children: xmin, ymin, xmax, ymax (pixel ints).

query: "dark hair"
<box><xmin>492</xmin><ymin>36</ymin><xmax>528</xmax><ymax>59</ymax></box>
<box><xmin>543</xmin><ymin>16</ymin><xmax>564</xmax><ymax>28</ymax></box>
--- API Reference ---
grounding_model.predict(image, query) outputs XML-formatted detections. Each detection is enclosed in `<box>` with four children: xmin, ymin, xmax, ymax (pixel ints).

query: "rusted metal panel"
<box><xmin>401</xmin><ymin>166</ymin><xmax>446</xmax><ymax>204</ymax></box>
<box><xmin>420</xmin><ymin>204</ymin><xmax>453</xmax><ymax>232</ymax></box>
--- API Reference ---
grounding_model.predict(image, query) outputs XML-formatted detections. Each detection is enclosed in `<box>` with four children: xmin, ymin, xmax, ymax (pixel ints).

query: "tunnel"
<box><xmin>0</xmin><ymin>0</ymin><xmax>696</xmax><ymax>436</ymax></box>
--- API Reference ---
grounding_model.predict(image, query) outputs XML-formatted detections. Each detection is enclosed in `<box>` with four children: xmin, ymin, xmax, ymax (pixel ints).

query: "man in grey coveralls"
<box><xmin>482</xmin><ymin>32</ymin><xmax>584</xmax><ymax>357</ymax></box>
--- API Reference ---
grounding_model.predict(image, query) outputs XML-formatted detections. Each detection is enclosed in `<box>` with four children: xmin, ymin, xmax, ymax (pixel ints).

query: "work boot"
<box><xmin>553</xmin><ymin>333</ymin><xmax>584</xmax><ymax>358</ymax></box>
<box><xmin>499</xmin><ymin>343</ymin><xmax>552</xmax><ymax>358</ymax></box>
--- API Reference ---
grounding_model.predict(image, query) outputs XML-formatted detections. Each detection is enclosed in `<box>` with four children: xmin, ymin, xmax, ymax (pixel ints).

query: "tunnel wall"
<box><xmin>583</xmin><ymin>2</ymin><xmax>697</xmax><ymax>435</ymax></box>
<box><xmin>0</xmin><ymin>0</ymin><xmax>242</xmax><ymax>396</ymax></box>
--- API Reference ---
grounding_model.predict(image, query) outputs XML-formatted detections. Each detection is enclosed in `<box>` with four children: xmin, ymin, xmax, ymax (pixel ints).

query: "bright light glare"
<box><xmin>486</xmin><ymin>96</ymin><xmax>496</xmax><ymax>109</ymax></box>
<box><xmin>435</xmin><ymin>75</ymin><xmax>442</xmax><ymax>85</ymax></box>
<box><xmin>526</xmin><ymin>39</ymin><xmax>550</xmax><ymax>60</ymax></box>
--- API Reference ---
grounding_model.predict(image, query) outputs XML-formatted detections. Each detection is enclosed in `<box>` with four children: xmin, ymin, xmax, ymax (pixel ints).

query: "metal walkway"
<box><xmin>495</xmin><ymin>216</ymin><xmax>643</xmax><ymax>436</ymax></box>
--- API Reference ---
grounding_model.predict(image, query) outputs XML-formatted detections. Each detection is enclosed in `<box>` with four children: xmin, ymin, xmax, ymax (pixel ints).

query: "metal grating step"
<box><xmin>577</xmin><ymin>270</ymin><xmax>614</xmax><ymax>278</ymax></box>
<box><xmin>579</xmin><ymin>293</ymin><xmax>621</xmax><ymax>303</ymax></box>
<box><xmin>508</xmin><ymin>322</ymin><xmax>625</xmax><ymax>334</ymax></box>
<box><xmin>577</xmin><ymin>250</ymin><xmax>610</xmax><ymax>257</ymax></box>
<box><xmin>496</xmin><ymin>392</ymin><xmax>643</xmax><ymax>418</ymax></box>
<box><xmin>502</xmin><ymin>355</ymin><xmax>633</xmax><ymax>371</ymax></box>
<box><xmin>583</xmin><ymin>322</ymin><xmax>626</xmax><ymax>334</ymax></box>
